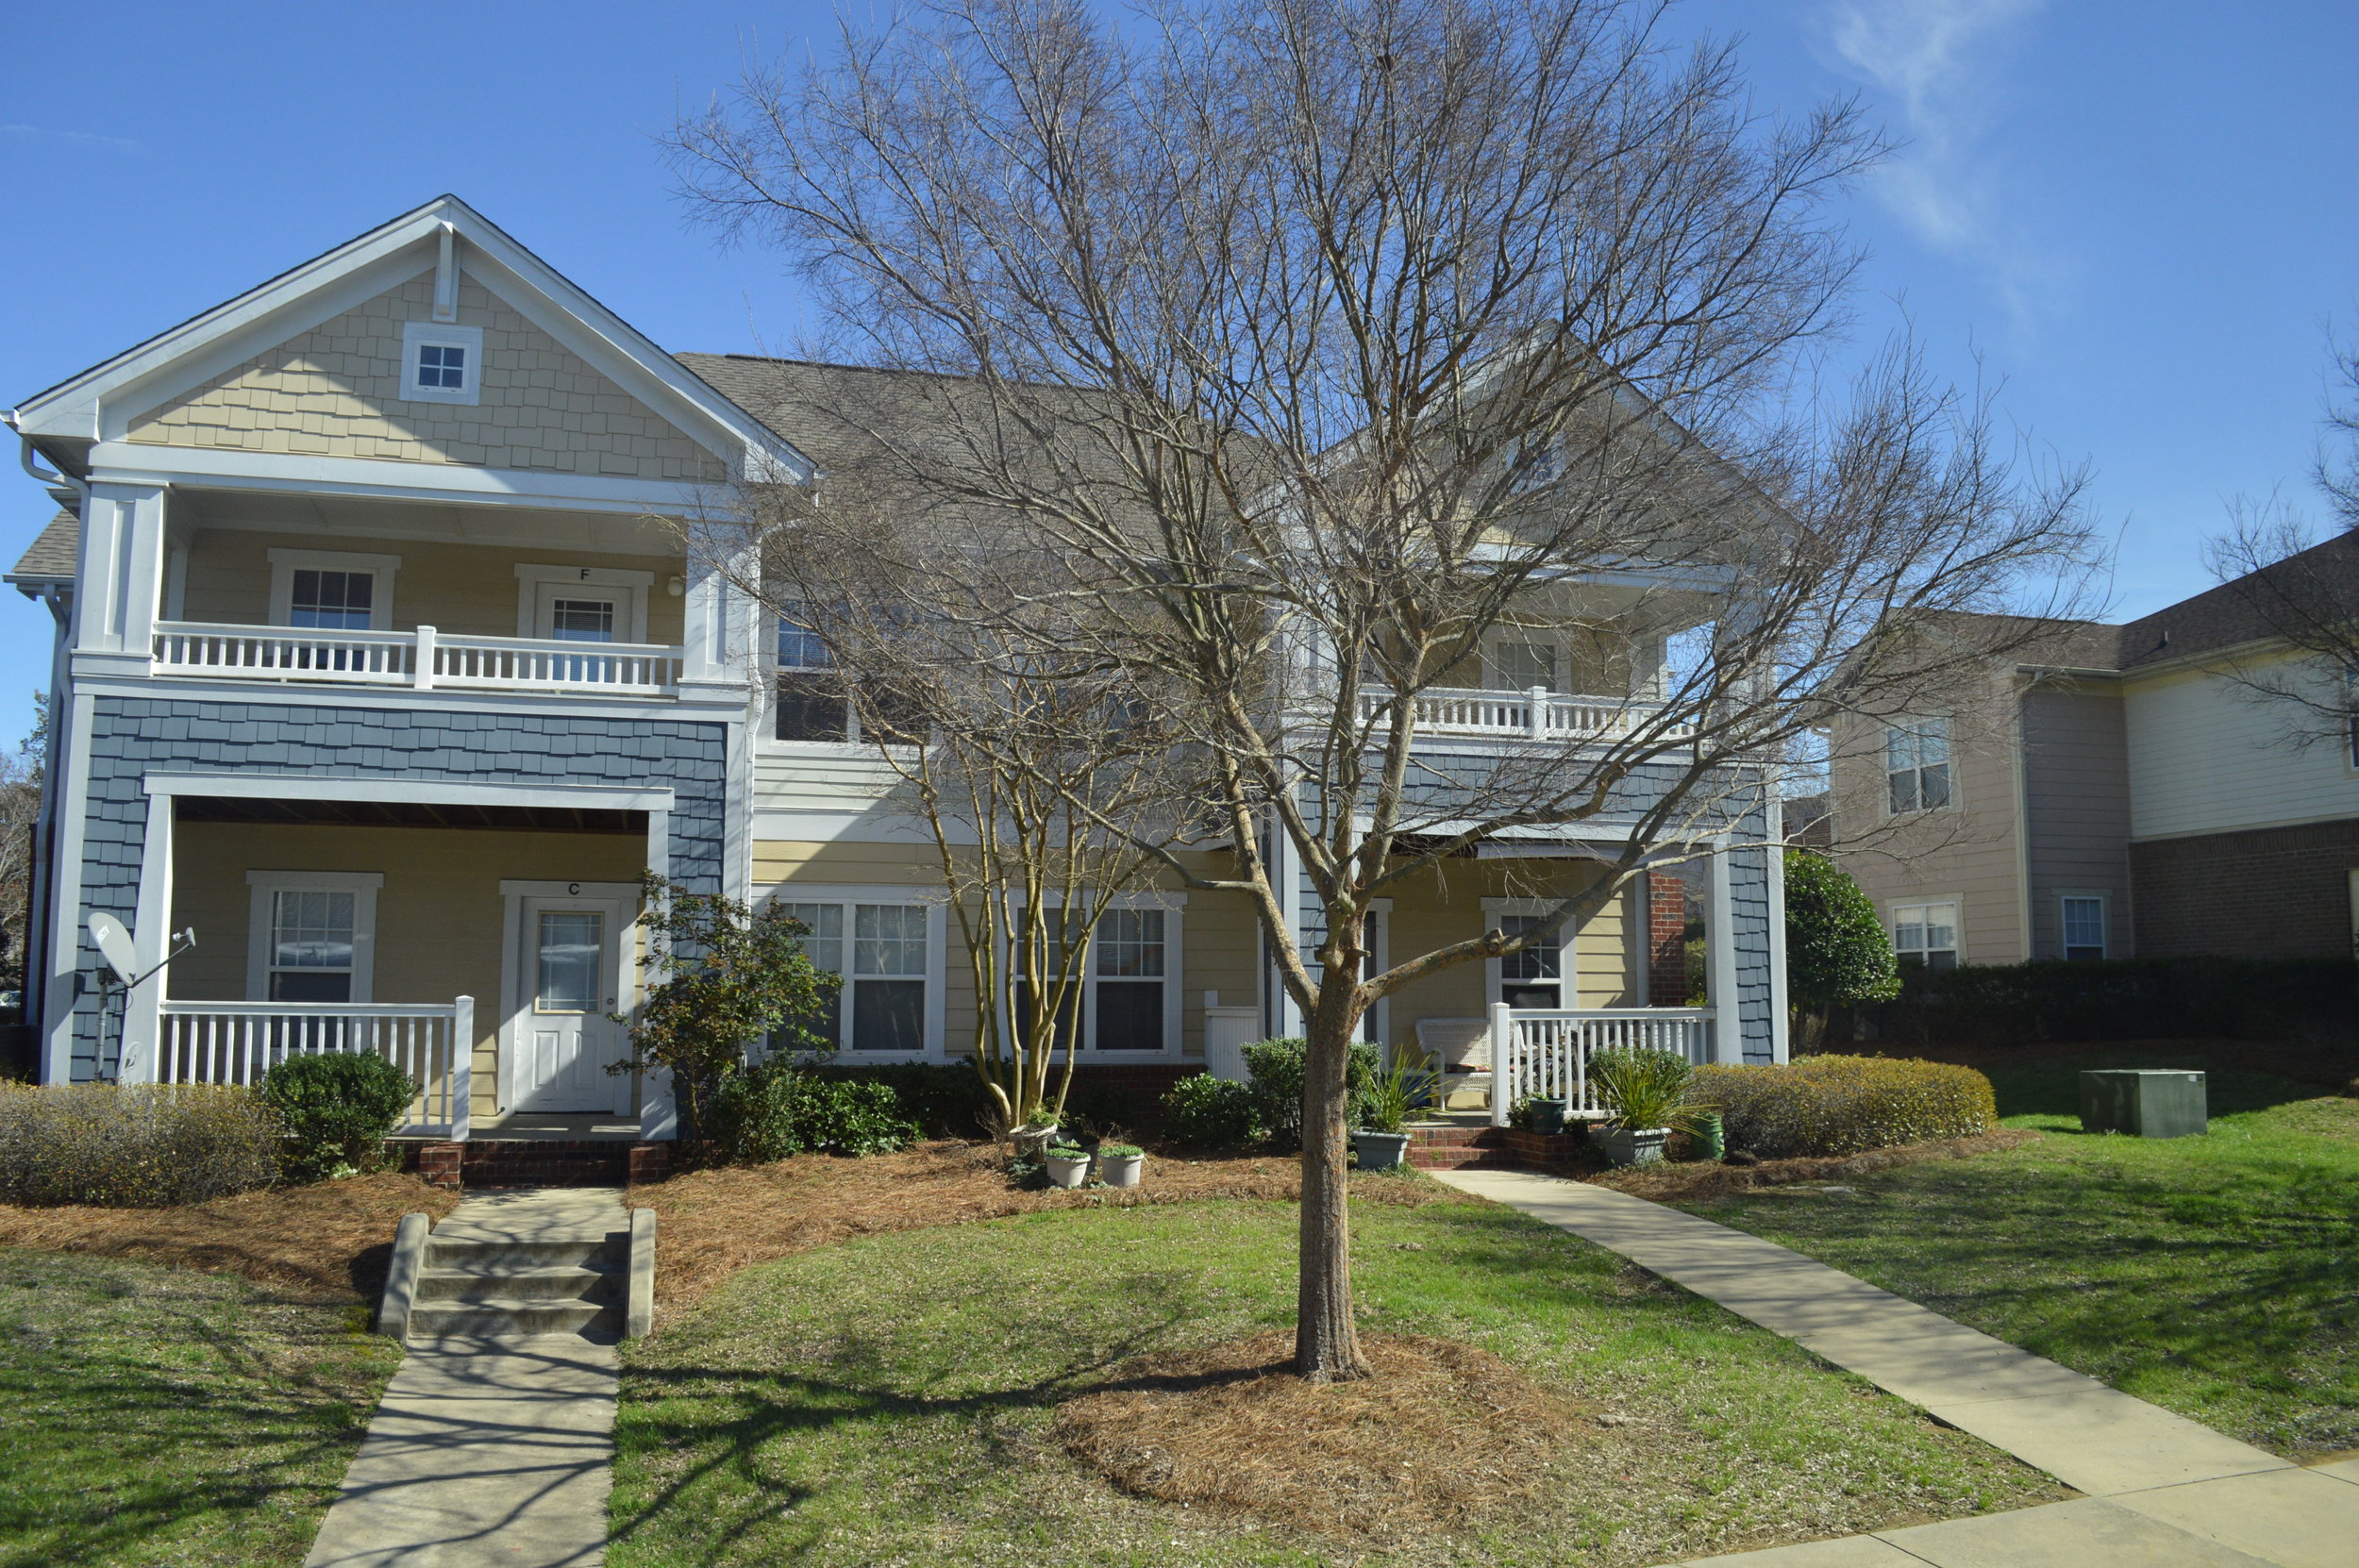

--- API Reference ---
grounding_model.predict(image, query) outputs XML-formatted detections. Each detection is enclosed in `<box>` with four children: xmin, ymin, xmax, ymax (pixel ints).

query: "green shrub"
<box><xmin>0</xmin><ymin>1083</ymin><xmax>282</xmax><ymax>1207</ymax></box>
<box><xmin>811</xmin><ymin>1061</ymin><xmax>996</xmax><ymax>1139</ymax></box>
<box><xmin>1693</xmin><ymin>1055</ymin><xmax>1996</xmax><ymax>1158</ymax></box>
<box><xmin>1160</xmin><ymin>1073</ymin><xmax>1261</xmax><ymax>1148</ymax></box>
<box><xmin>259</xmin><ymin>1052</ymin><xmax>417</xmax><ymax>1181</ymax></box>
<box><xmin>1242</xmin><ymin>1037</ymin><xmax>1380</xmax><ymax>1149</ymax></box>
<box><xmin>711</xmin><ymin>1059</ymin><xmax>922</xmax><ymax>1162</ymax></box>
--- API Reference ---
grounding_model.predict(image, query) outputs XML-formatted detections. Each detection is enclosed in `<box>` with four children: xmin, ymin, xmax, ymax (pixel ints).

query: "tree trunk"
<box><xmin>1295</xmin><ymin>1005</ymin><xmax>1371</xmax><ymax>1381</ymax></box>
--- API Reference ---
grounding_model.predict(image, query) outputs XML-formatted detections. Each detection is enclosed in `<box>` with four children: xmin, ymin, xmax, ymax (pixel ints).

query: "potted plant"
<box><xmin>1588</xmin><ymin>1046</ymin><xmax>1698</xmax><ymax>1166</ymax></box>
<box><xmin>1350</xmin><ymin>1061</ymin><xmax>1420</xmax><ymax>1172</ymax></box>
<box><xmin>1096</xmin><ymin>1143</ymin><xmax>1145</xmax><ymax>1188</ymax></box>
<box><xmin>1527</xmin><ymin>1096</ymin><xmax>1568</xmax><ymax>1136</ymax></box>
<box><xmin>1010</xmin><ymin>1109</ymin><xmax>1062</xmax><ymax>1162</ymax></box>
<box><xmin>1044</xmin><ymin>1140</ymin><xmax>1093</xmax><ymax>1188</ymax></box>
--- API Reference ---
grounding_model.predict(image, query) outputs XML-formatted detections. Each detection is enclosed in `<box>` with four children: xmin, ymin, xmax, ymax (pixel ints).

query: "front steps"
<box><xmin>1406</xmin><ymin>1119</ymin><xmax>1592</xmax><ymax>1173</ymax></box>
<box><xmin>383</xmin><ymin>1189</ymin><xmax>651</xmax><ymax>1344</ymax></box>
<box><xmin>402</xmin><ymin>1138</ymin><xmax>671</xmax><ymax>1190</ymax></box>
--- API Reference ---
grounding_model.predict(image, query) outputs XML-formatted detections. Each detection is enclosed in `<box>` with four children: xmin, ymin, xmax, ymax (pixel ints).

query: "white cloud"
<box><xmin>0</xmin><ymin>124</ymin><xmax>142</xmax><ymax>154</ymax></box>
<box><xmin>1818</xmin><ymin>1</ymin><xmax>2053</xmax><ymax>313</ymax></box>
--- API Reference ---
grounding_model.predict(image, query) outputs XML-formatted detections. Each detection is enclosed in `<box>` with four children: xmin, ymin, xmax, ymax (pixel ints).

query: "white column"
<box><xmin>72</xmin><ymin>484</ymin><xmax>166</xmax><ymax>678</ymax></box>
<box><xmin>1707</xmin><ymin>835</ymin><xmax>1742</xmax><ymax>1063</ymax></box>
<box><xmin>676</xmin><ymin>527</ymin><xmax>752</xmax><ymax>703</ymax></box>
<box><xmin>1765</xmin><ymin>796</ymin><xmax>1790</xmax><ymax>1063</ymax></box>
<box><xmin>1267</xmin><ymin>812</ymin><xmax>1303</xmax><ymax>1040</ymax></box>
<box><xmin>638</xmin><ymin>807</ymin><xmax>677</xmax><ymax>1140</ymax></box>
<box><xmin>119</xmin><ymin>792</ymin><xmax>175</xmax><ymax>1084</ymax></box>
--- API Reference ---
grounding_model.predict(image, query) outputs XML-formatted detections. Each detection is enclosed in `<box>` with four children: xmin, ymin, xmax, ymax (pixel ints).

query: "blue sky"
<box><xmin>5</xmin><ymin>1</ymin><xmax>2356</xmax><ymax>745</ymax></box>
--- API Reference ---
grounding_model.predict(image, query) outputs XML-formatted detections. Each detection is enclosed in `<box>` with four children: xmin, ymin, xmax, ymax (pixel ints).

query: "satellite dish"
<box><xmin>89</xmin><ymin>913</ymin><xmax>138</xmax><ymax>985</ymax></box>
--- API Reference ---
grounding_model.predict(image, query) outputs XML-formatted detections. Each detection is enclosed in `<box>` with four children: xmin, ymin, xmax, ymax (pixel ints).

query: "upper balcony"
<box><xmin>1362</xmin><ymin>685</ymin><xmax>1694</xmax><ymax>744</ymax></box>
<box><xmin>151</xmin><ymin>621</ymin><xmax>684</xmax><ymax>698</ymax></box>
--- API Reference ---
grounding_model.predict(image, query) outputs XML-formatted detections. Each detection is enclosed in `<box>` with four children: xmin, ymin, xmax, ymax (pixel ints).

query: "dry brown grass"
<box><xmin>0</xmin><ymin>1172</ymin><xmax>460</xmax><ymax>1303</ymax></box>
<box><xmin>631</xmin><ymin>1140</ymin><xmax>1440</xmax><ymax>1319</ymax></box>
<box><xmin>1590</xmin><ymin>1129</ymin><xmax>2040</xmax><ymax>1203</ymax></box>
<box><xmin>1054</xmin><ymin>1329</ymin><xmax>1594</xmax><ymax>1544</ymax></box>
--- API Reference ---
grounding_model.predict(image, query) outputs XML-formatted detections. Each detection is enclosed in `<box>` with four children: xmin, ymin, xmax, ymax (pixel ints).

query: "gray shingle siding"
<box><xmin>1725</xmin><ymin>838</ymin><xmax>1777</xmax><ymax>1063</ymax></box>
<box><xmin>62</xmin><ymin>696</ymin><xmax>728</xmax><ymax>1082</ymax></box>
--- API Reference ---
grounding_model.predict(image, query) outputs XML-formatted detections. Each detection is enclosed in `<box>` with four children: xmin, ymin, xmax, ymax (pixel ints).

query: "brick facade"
<box><xmin>1648</xmin><ymin>872</ymin><xmax>1688</xmax><ymax>1007</ymax></box>
<box><xmin>2129</xmin><ymin>817</ymin><xmax>2359</xmax><ymax>959</ymax></box>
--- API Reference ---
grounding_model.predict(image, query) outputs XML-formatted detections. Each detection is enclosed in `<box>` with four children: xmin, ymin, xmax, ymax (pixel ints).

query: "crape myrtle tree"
<box><xmin>670</xmin><ymin>0</ymin><xmax>2094</xmax><ymax>1380</ymax></box>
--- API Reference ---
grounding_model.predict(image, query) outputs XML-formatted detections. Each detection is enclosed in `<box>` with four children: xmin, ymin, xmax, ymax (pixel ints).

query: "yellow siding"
<box><xmin>176</xmin><ymin>528</ymin><xmax>686</xmax><ymax>643</ymax></box>
<box><xmin>169</xmin><ymin>820</ymin><xmax>646</xmax><ymax>1122</ymax></box>
<box><xmin>129</xmin><ymin>273</ymin><xmax>726</xmax><ymax>482</ymax></box>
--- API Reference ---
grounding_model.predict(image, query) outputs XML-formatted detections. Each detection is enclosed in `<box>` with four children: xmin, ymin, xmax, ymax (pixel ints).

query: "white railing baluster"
<box><xmin>1496</xmin><ymin>1007</ymin><xmax>1717</xmax><ymax>1122</ymax></box>
<box><xmin>157</xmin><ymin>999</ymin><xmax>473</xmax><ymax>1140</ymax></box>
<box><xmin>152</xmin><ymin>620</ymin><xmax>681</xmax><ymax>698</ymax></box>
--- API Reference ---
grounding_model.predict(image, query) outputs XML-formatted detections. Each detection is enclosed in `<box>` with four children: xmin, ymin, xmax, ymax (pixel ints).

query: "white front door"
<box><xmin>511</xmin><ymin>896</ymin><xmax>630</xmax><ymax>1113</ymax></box>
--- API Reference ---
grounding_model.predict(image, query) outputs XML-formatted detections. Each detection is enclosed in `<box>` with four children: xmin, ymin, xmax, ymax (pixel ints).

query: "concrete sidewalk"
<box><xmin>1435</xmin><ymin>1168</ymin><xmax>2359</xmax><ymax>1568</ymax></box>
<box><xmin>304</xmin><ymin>1189</ymin><xmax>626</xmax><ymax>1568</ymax></box>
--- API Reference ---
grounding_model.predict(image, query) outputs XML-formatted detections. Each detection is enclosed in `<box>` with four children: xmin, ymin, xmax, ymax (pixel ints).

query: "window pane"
<box><xmin>290</xmin><ymin>569</ymin><xmax>374</xmax><ymax>630</ymax></box>
<box><xmin>1893</xmin><ymin>915</ymin><xmax>1926</xmax><ymax>955</ymax></box>
<box><xmin>775</xmin><ymin>902</ymin><xmax>844</xmax><ymax>975</ymax></box>
<box><xmin>852</xmin><ymin>978</ymin><xmax>926</xmax><ymax>1051</ymax></box>
<box><xmin>270</xmin><ymin>970</ymin><xmax>351</xmax><ymax>1003</ymax></box>
<box><xmin>2062</xmin><ymin>897</ymin><xmax>2105</xmax><ymax>959</ymax></box>
<box><xmin>1014</xmin><ymin>980</ymin><xmax>1081</xmax><ymax>1054</ymax></box>
<box><xmin>1916</xmin><ymin>719</ymin><xmax>1950</xmax><ymax>764</ymax></box>
<box><xmin>854</xmin><ymin>905</ymin><xmax>927</xmax><ymax>976</ymax></box>
<box><xmin>1496</xmin><ymin>641</ymin><xmax>1559</xmax><ymax>692</ymax></box>
<box><xmin>1095</xmin><ymin>909</ymin><xmax>1164</xmax><ymax>976</ymax></box>
<box><xmin>1923</xmin><ymin>906</ymin><xmax>1957</xmax><ymax>952</ymax></box>
<box><xmin>776</xmin><ymin>676</ymin><xmax>848</xmax><ymax>741</ymax></box>
<box><xmin>274</xmin><ymin>891</ymin><xmax>355</xmax><ymax>971</ymax></box>
<box><xmin>1889</xmin><ymin>771</ymin><xmax>1919</xmax><ymax>814</ymax></box>
<box><xmin>1886</xmin><ymin>726</ymin><xmax>1916</xmax><ymax>773</ymax></box>
<box><xmin>777</xmin><ymin>611</ymin><xmax>831</xmax><ymax>670</ymax></box>
<box><xmin>548</xmin><ymin>597</ymin><xmax>616</xmax><ymax>642</ymax></box>
<box><xmin>1918</xmin><ymin>762</ymin><xmax>1951</xmax><ymax>809</ymax></box>
<box><xmin>1095</xmin><ymin>980</ymin><xmax>1164</xmax><ymax>1050</ymax></box>
<box><xmin>1499</xmin><ymin>913</ymin><xmax>1561</xmax><ymax>981</ymax></box>
<box><xmin>536</xmin><ymin>911</ymin><xmax>603</xmax><ymax>1011</ymax></box>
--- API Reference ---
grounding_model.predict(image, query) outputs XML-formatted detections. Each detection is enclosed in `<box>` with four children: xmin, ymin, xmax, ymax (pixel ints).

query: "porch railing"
<box><xmin>152</xmin><ymin>622</ymin><xmax>682</xmax><ymax>698</ymax></box>
<box><xmin>156</xmin><ymin>998</ymin><xmax>473</xmax><ymax>1140</ymax></box>
<box><xmin>1360</xmin><ymin>685</ymin><xmax>1694</xmax><ymax>743</ymax></box>
<box><xmin>1488</xmin><ymin>1004</ymin><xmax>1715</xmax><ymax>1126</ymax></box>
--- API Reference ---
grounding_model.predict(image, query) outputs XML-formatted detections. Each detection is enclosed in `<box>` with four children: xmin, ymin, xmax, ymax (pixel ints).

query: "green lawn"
<box><xmin>0</xmin><ymin>1250</ymin><xmax>400</xmax><ymax>1568</ymax></box>
<box><xmin>610</xmin><ymin>1194</ymin><xmax>2061</xmax><ymax>1567</ymax></box>
<box><xmin>1681</xmin><ymin>1049</ymin><xmax>2359</xmax><ymax>1459</ymax></box>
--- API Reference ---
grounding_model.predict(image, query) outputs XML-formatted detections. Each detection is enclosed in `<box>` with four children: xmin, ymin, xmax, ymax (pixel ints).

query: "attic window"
<box><xmin>400</xmin><ymin>321</ymin><xmax>482</xmax><ymax>407</ymax></box>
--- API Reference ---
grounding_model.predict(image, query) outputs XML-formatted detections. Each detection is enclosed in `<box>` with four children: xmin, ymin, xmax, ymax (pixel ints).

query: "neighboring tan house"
<box><xmin>6</xmin><ymin>196</ymin><xmax>1784</xmax><ymax>1157</ymax></box>
<box><xmin>1829</xmin><ymin>533</ymin><xmax>2359</xmax><ymax>969</ymax></box>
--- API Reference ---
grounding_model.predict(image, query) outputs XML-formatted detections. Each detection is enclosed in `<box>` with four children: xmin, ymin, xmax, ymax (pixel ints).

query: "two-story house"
<box><xmin>1830</xmin><ymin>533</ymin><xmax>2359</xmax><ymax>969</ymax></box>
<box><xmin>8</xmin><ymin>196</ymin><xmax>1784</xmax><ymax>1159</ymax></box>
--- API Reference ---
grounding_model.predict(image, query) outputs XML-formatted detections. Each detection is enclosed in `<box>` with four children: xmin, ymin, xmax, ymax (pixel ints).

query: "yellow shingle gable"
<box><xmin>126</xmin><ymin>274</ymin><xmax>727</xmax><ymax>483</ymax></box>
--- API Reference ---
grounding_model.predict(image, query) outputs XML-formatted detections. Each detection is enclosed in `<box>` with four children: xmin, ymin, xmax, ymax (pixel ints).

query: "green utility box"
<box><xmin>2079</xmin><ymin>1069</ymin><xmax>2208</xmax><ymax>1139</ymax></box>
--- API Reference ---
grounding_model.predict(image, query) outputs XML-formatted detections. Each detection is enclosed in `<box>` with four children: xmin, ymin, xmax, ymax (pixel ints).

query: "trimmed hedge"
<box><xmin>1242</xmin><ymin>1037</ymin><xmax>1380</xmax><ymax>1149</ymax></box>
<box><xmin>711</xmin><ymin>1059</ymin><xmax>923</xmax><ymax>1161</ymax></box>
<box><xmin>1860</xmin><ymin>957</ymin><xmax>2359</xmax><ymax>1047</ymax></box>
<box><xmin>261</xmin><ymin>1052</ymin><xmax>417</xmax><ymax>1181</ymax></box>
<box><xmin>1693</xmin><ymin>1055</ymin><xmax>1996</xmax><ymax>1159</ymax></box>
<box><xmin>0</xmin><ymin>1084</ymin><xmax>283</xmax><ymax>1207</ymax></box>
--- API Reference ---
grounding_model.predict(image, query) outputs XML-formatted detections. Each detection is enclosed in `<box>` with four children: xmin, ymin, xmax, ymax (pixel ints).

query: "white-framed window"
<box><xmin>764</xmin><ymin>889</ymin><xmax>945</xmax><ymax>1058</ymax></box>
<box><xmin>1491</xmin><ymin>638</ymin><xmax>1561</xmax><ymax>693</ymax></box>
<box><xmin>773</xmin><ymin>607</ymin><xmax>849</xmax><ymax>742</ymax></box>
<box><xmin>1886</xmin><ymin>719</ymin><xmax>1952</xmax><ymax>814</ymax></box>
<box><xmin>513</xmin><ymin>564</ymin><xmax>652</xmax><ymax>643</ymax></box>
<box><xmin>1891</xmin><ymin>900</ymin><xmax>1960</xmax><ymax>973</ymax></box>
<box><xmin>2060</xmin><ymin>895</ymin><xmax>2108</xmax><ymax>962</ymax></box>
<box><xmin>1482</xmin><ymin>897</ymin><xmax>1576</xmax><ymax>1011</ymax></box>
<box><xmin>1015</xmin><ymin>900</ymin><xmax>1188</xmax><ymax>1055</ymax></box>
<box><xmin>244</xmin><ymin>871</ymin><xmax>381</xmax><ymax>1003</ymax></box>
<box><xmin>400</xmin><ymin>320</ymin><xmax>483</xmax><ymax>407</ymax></box>
<box><xmin>1294</xmin><ymin>901</ymin><xmax>1389</xmax><ymax>1044</ymax></box>
<box><xmin>267</xmin><ymin>549</ymin><xmax>399</xmax><ymax>631</ymax></box>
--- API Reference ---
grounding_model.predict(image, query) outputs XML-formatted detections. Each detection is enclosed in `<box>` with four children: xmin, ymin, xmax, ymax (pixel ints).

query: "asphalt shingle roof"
<box><xmin>7</xmin><ymin>510</ymin><xmax>78</xmax><ymax>585</ymax></box>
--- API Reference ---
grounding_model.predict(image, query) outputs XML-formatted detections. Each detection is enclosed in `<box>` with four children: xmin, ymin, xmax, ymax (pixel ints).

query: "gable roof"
<box><xmin>10</xmin><ymin>195</ymin><xmax>813</xmax><ymax>484</ymax></box>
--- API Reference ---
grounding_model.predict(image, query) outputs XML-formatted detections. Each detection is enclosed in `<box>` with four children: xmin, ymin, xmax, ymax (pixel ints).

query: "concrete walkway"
<box><xmin>305</xmin><ymin>1189</ymin><xmax>626</xmax><ymax>1568</ymax></box>
<box><xmin>1436</xmin><ymin>1168</ymin><xmax>2359</xmax><ymax>1568</ymax></box>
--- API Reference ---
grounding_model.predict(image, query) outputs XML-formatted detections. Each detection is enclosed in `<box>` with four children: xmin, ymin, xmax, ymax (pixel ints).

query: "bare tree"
<box><xmin>2202</xmin><ymin>338</ymin><xmax>2359</xmax><ymax>750</ymax></box>
<box><xmin>0</xmin><ymin>696</ymin><xmax>46</xmax><ymax>1004</ymax></box>
<box><xmin>672</xmin><ymin>0</ymin><xmax>2092</xmax><ymax>1380</ymax></box>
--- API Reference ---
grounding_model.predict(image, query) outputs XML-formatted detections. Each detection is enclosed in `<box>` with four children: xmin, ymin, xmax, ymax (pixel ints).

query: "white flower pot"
<box><xmin>1097</xmin><ymin>1151</ymin><xmax>1144</xmax><ymax>1188</ymax></box>
<box><xmin>1353</xmin><ymin>1130</ymin><xmax>1412</xmax><ymax>1172</ymax></box>
<box><xmin>1598</xmin><ymin>1126</ymin><xmax>1669</xmax><ymax>1166</ymax></box>
<box><xmin>1045</xmin><ymin>1150</ymin><xmax>1092</xmax><ymax>1188</ymax></box>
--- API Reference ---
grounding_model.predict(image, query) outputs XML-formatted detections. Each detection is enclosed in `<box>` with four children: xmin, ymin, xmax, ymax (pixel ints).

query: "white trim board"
<box><xmin>88</xmin><ymin>442</ymin><xmax>735</xmax><ymax>517</ymax></box>
<box><xmin>142</xmin><ymin>773</ymin><xmax>676</xmax><ymax>812</ymax></box>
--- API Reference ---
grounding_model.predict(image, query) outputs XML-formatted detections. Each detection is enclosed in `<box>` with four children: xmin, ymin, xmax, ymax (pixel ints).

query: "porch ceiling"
<box><xmin>175</xmin><ymin>794</ymin><xmax>647</xmax><ymax>834</ymax></box>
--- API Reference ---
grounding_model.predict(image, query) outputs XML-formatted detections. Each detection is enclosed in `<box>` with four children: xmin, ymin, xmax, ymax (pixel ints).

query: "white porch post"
<box><xmin>1707</xmin><ymin>835</ymin><xmax>1742</xmax><ymax>1064</ymax></box>
<box><xmin>449</xmin><ymin>994</ymin><xmax>475</xmax><ymax>1141</ymax></box>
<box><xmin>1267</xmin><ymin>809</ymin><xmax>1303</xmax><ymax>1041</ymax></box>
<box><xmin>1488</xmin><ymin>1001</ymin><xmax>1513</xmax><ymax>1127</ymax></box>
<box><xmin>639</xmin><ymin>807</ymin><xmax>678</xmax><ymax>1141</ymax></box>
<box><xmin>118</xmin><ymin>791</ymin><xmax>176</xmax><ymax>1084</ymax></box>
<box><xmin>1765</xmin><ymin>795</ymin><xmax>1790</xmax><ymax>1063</ymax></box>
<box><xmin>73</xmin><ymin>485</ymin><xmax>166</xmax><ymax>677</ymax></box>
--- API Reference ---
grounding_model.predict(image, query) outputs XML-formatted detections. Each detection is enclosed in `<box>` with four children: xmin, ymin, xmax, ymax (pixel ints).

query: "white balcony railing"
<box><xmin>151</xmin><ymin>622</ymin><xmax>682</xmax><ymax>698</ymax></box>
<box><xmin>1488</xmin><ymin>1004</ymin><xmax>1715</xmax><ymax>1126</ymax></box>
<box><xmin>155</xmin><ymin>998</ymin><xmax>474</xmax><ymax>1140</ymax></box>
<box><xmin>1360</xmin><ymin>685</ymin><xmax>1694</xmax><ymax>743</ymax></box>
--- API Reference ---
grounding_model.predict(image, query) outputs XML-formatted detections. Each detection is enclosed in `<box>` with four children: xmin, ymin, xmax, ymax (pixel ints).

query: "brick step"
<box><xmin>402</xmin><ymin>1139</ymin><xmax>672</xmax><ymax>1191</ymax></box>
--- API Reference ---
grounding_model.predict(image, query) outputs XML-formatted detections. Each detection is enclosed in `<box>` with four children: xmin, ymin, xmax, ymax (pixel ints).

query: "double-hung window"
<box><xmin>1015</xmin><ymin>906</ymin><xmax>1178</xmax><ymax>1053</ymax></box>
<box><xmin>289</xmin><ymin>569</ymin><xmax>376</xmax><ymax>629</ymax></box>
<box><xmin>1497</xmin><ymin>912</ymin><xmax>1565</xmax><ymax>1009</ymax></box>
<box><xmin>2061</xmin><ymin>896</ymin><xmax>2107</xmax><ymax>961</ymax></box>
<box><xmin>775</xmin><ymin>609</ymin><xmax>849</xmax><ymax>742</ymax></box>
<box><xmin>1887</xmin><ymin>719</ymin><xmax>1952</xmax><ymax>814</ymax></box>
<box><xmin>1892</xmin><ymin>901</ymin><xmax>1959</xmax><ymax>972</ymax></box>
<box><xmin>1493</xmin><ymin>640</ymin><xmax>1561</xmax><ymax>693</ymax></box>
<box><xmin>768</xmin><ymin>895</ymin><xmax>933</xmax><ymax>1054</ymax></box>
<box><xmin>245</xmin><ymin>871</ymin><xmax>379</xmax><ymax>1004</ymax></box>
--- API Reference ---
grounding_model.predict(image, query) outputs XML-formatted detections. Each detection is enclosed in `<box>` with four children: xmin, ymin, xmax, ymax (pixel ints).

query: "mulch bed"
<box><xmin>0</xmin><ymin>1172</ymin><xmax>461</xmax><ymax>1303</ymax></box>
<box><xmin>630</xmin><ymin>1141</ymin><xmax>1442</xmax><ymax>1320</ymax></box>
<box><xmin>1054</xmin><ymin>1329</ymin><xmax>1592</xmax><ymax>1543</ymax></box>
<box><xmin>1587</xmin><ymin>1128</ymin><xmax>2041</xmax><ymax>1202</ymax></box>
